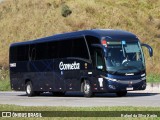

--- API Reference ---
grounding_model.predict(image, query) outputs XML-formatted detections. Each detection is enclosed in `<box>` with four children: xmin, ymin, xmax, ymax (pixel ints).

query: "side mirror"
<box><xmin>141</xmin><ymin>43</ymin><xmax>153</xmax><ymax>57</ymax></box>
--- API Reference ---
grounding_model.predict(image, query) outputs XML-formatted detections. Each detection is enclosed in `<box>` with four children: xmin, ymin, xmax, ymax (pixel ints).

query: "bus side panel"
<box><xmin>28</xmin><ymin>60</ymin><xmax>56</xmax><ymax>92</ymax></box>
<box><xmin>53</xmin><ymin>59</ymin><xmax>66</xmax><ymax>92</ymax></box>
<box><xmin>10</xmin><ymin>72</ymin><xmax>22</xmax><ymax>91</ymax></box>
<box><xmin>10</xmin><ymin>61</ymin><xmax>28</xmax><ymax>91</ymax></box>
<box><xmin>63</xmin><ymin>70</ymin><xmax>81</xmax><ymax>91</ymax></box>
<box><xmin>54</xmin><ymin>59</ymin><xmax>94</xmax><ymax>92</ymax></box>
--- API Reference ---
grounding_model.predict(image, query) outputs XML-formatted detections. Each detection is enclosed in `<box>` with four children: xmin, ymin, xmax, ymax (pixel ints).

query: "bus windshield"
<box><xmin>106</xmin><ymin>40</ymin><xmax>145</xmax><ymax>75</ymax></box>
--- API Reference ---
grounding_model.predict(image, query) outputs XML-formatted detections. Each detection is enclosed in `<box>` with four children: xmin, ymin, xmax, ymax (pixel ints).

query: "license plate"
<box><xmin>126</xmin><ymin>87</ymin><xmax>133</xmax><ymax>91</ymax></box>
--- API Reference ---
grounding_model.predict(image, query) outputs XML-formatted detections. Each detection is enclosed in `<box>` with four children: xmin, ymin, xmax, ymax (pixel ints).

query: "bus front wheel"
<box><xmin>116</xmin><ymin>91</ymin><xmax>127</xmax><ymax>97</ymax></box>
<box><xmin>26</xmin><ymin>81</ymin><xmax>35</xmax><ymax>97</ymax></box>
<box><xmin>82</xmin><ymin>80</ymin><xmax>93</xmax><ymax>97</ymax></box>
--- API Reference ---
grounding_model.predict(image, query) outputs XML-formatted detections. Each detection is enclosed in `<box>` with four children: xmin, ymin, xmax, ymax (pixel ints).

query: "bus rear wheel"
<box><xmin>26</xmin><ymin>81</ymin><xmax>35</xmax><ymax>97</ymax></box>
<box><xmin>116</xmin><ymin>91</ymin><xmax>127</xmax><ymax>97</ymax></box>
<box><xmin>82</xmin><ymin>80</ymin><xmax>93</xmax><ymax>97</ymax></box>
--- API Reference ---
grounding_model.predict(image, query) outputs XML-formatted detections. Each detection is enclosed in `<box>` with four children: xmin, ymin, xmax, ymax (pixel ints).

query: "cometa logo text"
<box><xmin>59</xmin><ymin>61</ymin><xmax>80</xmax><ymax>70</ymax></box>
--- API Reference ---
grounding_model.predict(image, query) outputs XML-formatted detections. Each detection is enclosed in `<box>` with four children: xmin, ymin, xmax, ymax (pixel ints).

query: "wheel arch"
<box><xmin>25</xmin><ymin>79</ymin><xmax>31</xmax><ymax>85</ymax></box>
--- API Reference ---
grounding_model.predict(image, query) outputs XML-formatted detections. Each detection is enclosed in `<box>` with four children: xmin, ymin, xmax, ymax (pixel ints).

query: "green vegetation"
<box><xmin>0</xmin><ymin>69</ymin><xmax>10</xmax><ymax>91</ymax></box>
<box><xmin>0</xmin><ymin>0</ymin><xmax>160</xmax><ymax>83</ymax></box>
<box><xmin>1</xmin><ymin>104</ymin><xmax>160</xmax><ymax>111</ymax></box>
<box><xmin>147</xmin><ymin>74</ymin><xmax>160</xmax><ymax>83</ymax></box>
<box><xmin>0</xmin><ymin>104</ymin><xmax>160</xmax><ymax>119</ymax></box>
<box><xmin>61</xmin><ymin>4</ymin><xmax>72</xmax><ymax>17</ymax></box>
<box><xmin>0</xmin><ymin>76</ymin><xmax>11</xmax><ymax>91</ymax></box>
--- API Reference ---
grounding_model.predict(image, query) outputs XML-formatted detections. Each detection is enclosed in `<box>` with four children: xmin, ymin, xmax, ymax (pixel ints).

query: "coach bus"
<box><xmin>9</xmin><ymin>29</ymin><xmax>153</xmax><ymax>97</ymax></box>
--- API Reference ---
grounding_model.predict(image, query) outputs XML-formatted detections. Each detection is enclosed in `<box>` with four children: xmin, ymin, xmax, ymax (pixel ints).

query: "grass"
<box><xmin>1</xmin><ymin>104</ymin><xmax>160</xmax><ymax>111</ymax></box>
<box><xmin>0</xmin><ymin>104</ymin><xmax>160</xmax><ymax>119</ymax></box>
<box><xmin>0</xmin><ymin>68</ymin><xmax>11</xmax><ymax>91</ymax></box>
<box><xmin>0</xmin><ymin>76</ymin><xmax>11</xmax><ymax>91</ymax></box>
<box><xmin>147</xmin><ymin>74</ymin><xmax>160</xmax><ymax>83</ymax></box>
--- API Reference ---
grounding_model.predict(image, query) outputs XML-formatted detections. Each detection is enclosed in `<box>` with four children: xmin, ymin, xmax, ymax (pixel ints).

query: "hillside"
<box><xmin>0</xmin><ymin>0</ymin><xmax>160</xmax><ymax>74</ymax></box>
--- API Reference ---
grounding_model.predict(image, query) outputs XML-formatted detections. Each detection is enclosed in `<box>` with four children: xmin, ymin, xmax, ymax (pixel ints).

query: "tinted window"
<box><xmin>11</xmin><ymin>36</ymin><xmax>90</xmax><ymax>61</ymax></box>
<box><xmin>10</xmin><ymin>45</ymin><xmax>29</xmax><ymax>61</ymax></box>
<box><xmin>10</xmin><ymin>46</ymin><xmax>17</xmax><ymax>62</ymax></box>
<box><xmin>58</xmin><ymin>39</ymin><xmax>72</xmax><ymax>58</ymax></box>
<box><xmin>29</xmin><ymin>44</ymin><xmax>36</xmax><ymax>61</ymax></box>
<box><xmin>47</xmin><ymin>37</ymin><xmax>89</xmax><ymax>59</ymax></box>
<box><xmin>36</xmin><ymin>43</ymin><xmax>48</xmax><ymax>60</ymax></box>
<box><xmin>71</xmin><ymin>37</ymin><xmax>89</xmax><ymax>59</ymax></box>
<box><xmin>47</xmin><ymin>41</ymin><xmax>59</xmax><ymax>59</ymax></box>
<box><xmin>85</xmin><ymin>36</ymin><xmax>100</xmax><ymax>61</ymax></box>
<box><xmin>94</xmin><ymin>48</ymin><xmax>105</xmax><ymax>71</ymax></box>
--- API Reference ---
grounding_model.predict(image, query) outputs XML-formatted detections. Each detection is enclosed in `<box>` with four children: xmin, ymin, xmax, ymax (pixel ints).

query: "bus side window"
<box><xmin>94</xmin><ymin>48</ymin><xmax>105</xmax><ymax>71</ymax></box>
<box><xmin>29</xmin><ymin>44</ymin><xmax>36</xmax><ymax>61</ymax></box>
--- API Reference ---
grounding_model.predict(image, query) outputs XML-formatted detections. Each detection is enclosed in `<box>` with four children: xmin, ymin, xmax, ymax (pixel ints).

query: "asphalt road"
<box><xmin>0</xmin><ymin>91</ymin><xmax>160</xmax><ymax>107</ymax></box>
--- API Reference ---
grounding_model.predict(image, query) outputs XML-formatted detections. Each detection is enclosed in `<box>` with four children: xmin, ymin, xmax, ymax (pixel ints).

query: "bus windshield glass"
<box><xmin>106</xmin><ymin>40</ymin><xmax>145</xmax><ymax>74</ymax></box>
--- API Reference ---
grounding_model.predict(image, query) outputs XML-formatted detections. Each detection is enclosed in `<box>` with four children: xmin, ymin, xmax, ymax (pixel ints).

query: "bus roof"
<box><xmin>10</xmin><ymin>29</ymin><xmax>138</xmax><ymax>47</ymax></box>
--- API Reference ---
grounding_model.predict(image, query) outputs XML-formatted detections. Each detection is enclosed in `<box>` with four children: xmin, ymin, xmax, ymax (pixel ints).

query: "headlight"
<box><xmin>106</xmin><ymin>77</ymin><xmax>117</xmax><ymax>82</ymax></box>
<box><xmin>141</xmin><ymin>73</ymin><xmax>146</xmax><ymax>77</ymax></box>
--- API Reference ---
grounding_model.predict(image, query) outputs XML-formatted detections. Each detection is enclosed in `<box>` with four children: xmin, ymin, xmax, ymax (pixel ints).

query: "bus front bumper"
<box><xmin>94</xmin><ymin>75</ymin><xmax>147</xmax><ymax>93</ymax></box>
<box><xmin>106</xmin><ymin>78</ymin><xmax>146</xmax><ymax>92</ymax></box>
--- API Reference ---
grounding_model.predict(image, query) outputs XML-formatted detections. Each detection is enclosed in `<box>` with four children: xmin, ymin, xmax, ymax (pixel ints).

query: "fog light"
<box><xmin>109</xmin><ymin>85</ymin><xmax>116</xmax><ymax>89</ymax></box>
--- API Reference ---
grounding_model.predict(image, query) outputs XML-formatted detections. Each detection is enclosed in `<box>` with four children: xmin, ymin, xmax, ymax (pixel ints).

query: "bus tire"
<box><xmin>116</xmin><ymin>91</ymin><xmax>127</xmax><ymax>97</ymax></box>
<box><xmin>83</xmin><ymin>80</ymin><xmax>93</xmax><ymax>97</ymax></box>
<box><xmin>26</xmin><ymin>81</ymin><xmax>35</xmax><ymax>97</ymax></box>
